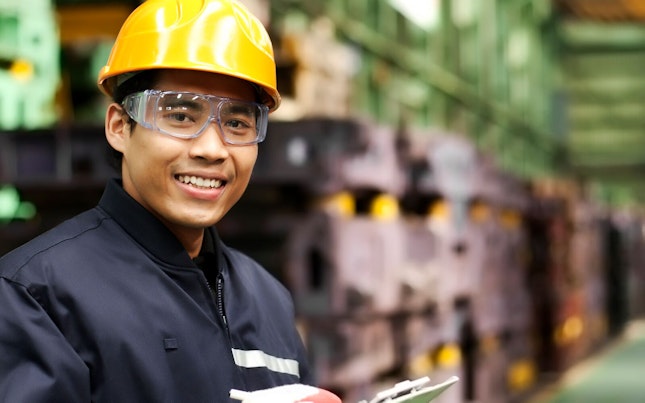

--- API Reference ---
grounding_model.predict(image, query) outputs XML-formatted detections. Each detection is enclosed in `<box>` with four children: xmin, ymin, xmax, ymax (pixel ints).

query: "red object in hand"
<box><xmin>230</xmin><ymin>384</ymin><xmax>342</xmax><ymax>403</ymax></box>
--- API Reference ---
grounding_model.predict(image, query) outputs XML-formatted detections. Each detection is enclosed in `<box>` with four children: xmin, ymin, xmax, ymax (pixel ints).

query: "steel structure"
<box><xmin>270</xmin><ymin>0</ymin><xmax>560</xmax><ymax>179</ymax></box>
<box><xmin>555</xmin><ymin>0</ymin><xmax>645</xmax><ymax>205</ymax></box>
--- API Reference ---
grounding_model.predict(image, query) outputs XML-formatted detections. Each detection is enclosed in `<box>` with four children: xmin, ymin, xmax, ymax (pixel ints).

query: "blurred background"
<box><xmin>2</xmin><ymin>0</ymin><xmax>645</xmax><ymax>402</ymax></box>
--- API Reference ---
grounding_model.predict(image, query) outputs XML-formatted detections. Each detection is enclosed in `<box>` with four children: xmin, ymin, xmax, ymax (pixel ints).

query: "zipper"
<box><xmin>215</xmin><ymin>269</ymin><xmax>248</xmax><ymax>390</ymax></box>
<box><xmin>203</xmin><ymin>273</ymin><xmax>228</xmax><ymax>329</ymax></box>
<box><xmin>216</xmin><ymin>272</ymin><xmax>228</xmax><ymax>327</ymax></box>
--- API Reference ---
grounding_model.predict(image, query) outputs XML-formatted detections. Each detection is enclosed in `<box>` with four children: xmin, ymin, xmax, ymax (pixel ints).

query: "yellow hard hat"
<box><xmin>97</xmin><ymin>0</ymin><xmax>281</xmax><ymax>111</ymax></box>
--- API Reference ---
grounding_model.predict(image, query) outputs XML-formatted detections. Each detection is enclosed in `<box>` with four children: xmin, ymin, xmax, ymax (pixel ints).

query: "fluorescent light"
<box><xmin>388</xmin><ymin>0</ymin><xmax>441</xmax><ymax>31</ymax></box>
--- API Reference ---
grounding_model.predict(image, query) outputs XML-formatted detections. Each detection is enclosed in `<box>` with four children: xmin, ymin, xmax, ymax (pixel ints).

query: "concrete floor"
<box><xmin>528</xmin><ymin>320</ymin><xmax>645</xmax><ymax>403</ymax></box>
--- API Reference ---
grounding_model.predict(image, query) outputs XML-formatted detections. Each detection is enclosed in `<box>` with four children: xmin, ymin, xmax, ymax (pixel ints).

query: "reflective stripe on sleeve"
<box><xmin>231</xmin><ymin>348</ymin><xmax>300</xmax><ymax>377</ymax></box>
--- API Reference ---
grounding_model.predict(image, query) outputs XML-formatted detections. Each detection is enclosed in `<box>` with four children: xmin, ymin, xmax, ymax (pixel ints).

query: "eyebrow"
<box><xmin>223</xmin><ymin>102</ymin><xmax>256</xmax><ymax>115</ymax></box>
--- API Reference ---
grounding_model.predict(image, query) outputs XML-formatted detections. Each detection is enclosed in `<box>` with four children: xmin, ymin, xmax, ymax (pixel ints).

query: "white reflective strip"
<box><xmin>231</xmin><ymin>348</ymin><xmax>300</xmax><ymax>377</ymax></box>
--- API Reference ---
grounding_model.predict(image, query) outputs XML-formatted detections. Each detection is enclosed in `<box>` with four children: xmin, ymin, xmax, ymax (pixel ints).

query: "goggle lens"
<box><xmin>123</xmin><ymin>90</ymin><xmax>268</xmax><ymax>145</ymax></box>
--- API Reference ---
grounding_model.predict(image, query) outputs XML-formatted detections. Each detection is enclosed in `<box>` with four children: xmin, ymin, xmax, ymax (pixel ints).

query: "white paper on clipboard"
<box><xmin>361</xmin><ymin>375</ymin><xmax>459</xmax><ymax>403</ymax></box>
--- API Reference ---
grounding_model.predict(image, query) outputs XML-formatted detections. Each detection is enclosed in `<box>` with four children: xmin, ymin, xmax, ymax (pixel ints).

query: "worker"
<box><xmin>0</xmin><ymin>0</ymin><xmax>323</xmax><ymax>401</ymax></box>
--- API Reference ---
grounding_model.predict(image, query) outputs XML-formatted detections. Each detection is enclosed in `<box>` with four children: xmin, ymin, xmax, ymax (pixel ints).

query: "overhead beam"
<box><xmin>558</xmin><ymin>21</ymin><xmax>645</xmax><ymax>52</ymax></box>
<box><xmin>568</xmin><ymin>127</ymin><xmax>645</xmax><ymax>146</ymax></box>
<box><xmin>556</xmin><ymin>0</ymin><xmax>645</xmax><ymax>22</ymax></box>
<box><xmin>568</xmin><ymin>145</ymin><xmax>645</xmax><ymax>162</ymax></box>
<box><xmin>561</xmin><ymin>52</ymin><xmax>645</xmax><ymax>77</ymax></box>
<box><xmin>56</xmin><ymin>4</ymin><xmax>133</xmax><ymax>45</ymax></box>
<box><xmin>568</xmin><ymin>103</ymin><xmax>645</xmax><ymax>124</ymax></box>
<box><xmin>314</xmin><ymin>0</ymin><xmax>557</xmax><ymax>154</ymax></box>
<box><xmin>570</xmin><ymin>122</ymin><xmax>645</xmax><ymax>133</ymax></box>
<box><xmin>564</xmin><ymin>78</ymin><xmax>645</xmax><ymax>102</ymax></box>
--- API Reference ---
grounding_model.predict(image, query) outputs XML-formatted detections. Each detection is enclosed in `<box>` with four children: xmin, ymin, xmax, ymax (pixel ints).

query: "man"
<box><xmin>0</xmin><ymin>0</ymin><xmax>317</xmax><ymax>401</ymax></box>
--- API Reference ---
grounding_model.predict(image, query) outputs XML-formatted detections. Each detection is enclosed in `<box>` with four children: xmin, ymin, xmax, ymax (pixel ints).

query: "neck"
<box><xmin>174</xmin><ymin>227</ymin><xmax>205</xmax><ymax>259</ymax></box>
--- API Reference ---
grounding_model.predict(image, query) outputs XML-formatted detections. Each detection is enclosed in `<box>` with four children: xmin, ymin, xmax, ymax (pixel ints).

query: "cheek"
<box><xmin>123</xmin><ymin>136</ymin><xmax>179</xmax><ymax>178</ymax></box>
<box><xmin>236</xmin><ymin>148</ymin><xmax>258</xmax><ymax>181</ymax></box>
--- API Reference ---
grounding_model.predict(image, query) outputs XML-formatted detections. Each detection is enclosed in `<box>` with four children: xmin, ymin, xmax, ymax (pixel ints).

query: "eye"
<box><xmin>224</xmin><ymin>118</ymin><xmax>250</xmax><ymax>129</ymax></box>
<box><xmin>158</xmin><ymin>104</ymin><xmax>202</xmax><ymax>126</ymax></box>
<box><xmin>220</xmin><ymin>103</ymin><xmax>257</xmax><ymax>130</ymax></box>
<box><xmin>167</xmin><ymin>112</ymin><xmax>194</xmax><ymax>123</ymax></box>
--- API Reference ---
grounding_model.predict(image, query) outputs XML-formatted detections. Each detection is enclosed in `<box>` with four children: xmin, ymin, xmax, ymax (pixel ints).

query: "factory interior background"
<box><xmin>2</xmin><ymin>0</ymin><xmax>645</xmax><ymax>402</ymax></box>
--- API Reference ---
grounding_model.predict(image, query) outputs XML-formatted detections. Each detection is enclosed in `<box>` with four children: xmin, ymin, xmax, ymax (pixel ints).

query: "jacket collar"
<box><xmin>98</xmin><ymin>178</ymin><xmax>224</xmax><ymax>269</ymax></box>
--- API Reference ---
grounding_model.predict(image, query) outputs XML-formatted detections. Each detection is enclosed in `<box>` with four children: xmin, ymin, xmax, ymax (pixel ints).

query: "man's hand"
<box><xmin>230</xmin><ymin>384</ymin><xmax>342</xmax><ymax>403</ymax></box>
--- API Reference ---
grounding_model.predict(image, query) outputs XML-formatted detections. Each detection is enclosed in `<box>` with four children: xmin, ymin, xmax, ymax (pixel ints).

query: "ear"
<box><xmin>105</xmin><ymin>103</ymin><xmax>130</xmax><ymax>153</ymax></box>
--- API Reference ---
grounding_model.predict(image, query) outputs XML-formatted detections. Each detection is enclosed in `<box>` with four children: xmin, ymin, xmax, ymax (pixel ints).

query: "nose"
<box><xmin>188</xmin><ymin>120</ymin><xmax>230</xmax><ymax>161</ymax></box>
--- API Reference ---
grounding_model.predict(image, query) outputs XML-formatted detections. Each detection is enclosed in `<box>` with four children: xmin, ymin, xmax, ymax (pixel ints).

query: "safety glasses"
<box><xmin>122</xmin><ymin>90</ymin><xmax>269</xmax><ymax>145</ymax></box>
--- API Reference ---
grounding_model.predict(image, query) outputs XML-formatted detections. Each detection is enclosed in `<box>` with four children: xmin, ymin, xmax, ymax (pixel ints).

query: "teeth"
<box><xmin>177</xmin><ymin>175</ymin><xmax>223</xmax><ymax>189</ymax></box>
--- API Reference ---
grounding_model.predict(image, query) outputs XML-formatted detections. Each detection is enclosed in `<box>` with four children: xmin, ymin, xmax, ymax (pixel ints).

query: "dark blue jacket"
<box><xmin>0</xmin><ymin>179</ymin><xmax>312</xmax><ymax>402</ymax></box>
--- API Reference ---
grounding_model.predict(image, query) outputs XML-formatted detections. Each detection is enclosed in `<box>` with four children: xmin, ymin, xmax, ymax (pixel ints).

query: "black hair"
<box><xmin>106</xmin><ymin>70</ymin><xmax>160</xmax><ymax>172</ymax></box>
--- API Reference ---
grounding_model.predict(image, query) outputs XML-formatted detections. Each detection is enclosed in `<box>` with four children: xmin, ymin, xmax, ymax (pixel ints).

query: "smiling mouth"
<box><xmin>176</xmin><ymin>175</ymin><xmax>224</xmax><ymax>189</ymax></box>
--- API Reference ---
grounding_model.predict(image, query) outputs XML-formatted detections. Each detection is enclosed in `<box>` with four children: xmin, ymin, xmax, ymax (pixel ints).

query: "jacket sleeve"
<box><xmin>0</xmin><ymin>278</ymin><xmax>90</xmax><ymax>402</ymax></box>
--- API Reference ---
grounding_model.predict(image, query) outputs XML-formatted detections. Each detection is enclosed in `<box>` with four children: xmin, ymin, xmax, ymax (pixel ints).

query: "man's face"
<box><xmin>106</xmin><ymin>70</ymin><xmax>259</xmax><ymax>238</ymax></box>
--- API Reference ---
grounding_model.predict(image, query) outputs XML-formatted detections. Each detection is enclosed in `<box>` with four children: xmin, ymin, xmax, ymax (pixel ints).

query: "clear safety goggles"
<box><xmin>121</xmin><ymin>90</ymin><xmax>269</xmax><ymax>145</ymax></box>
